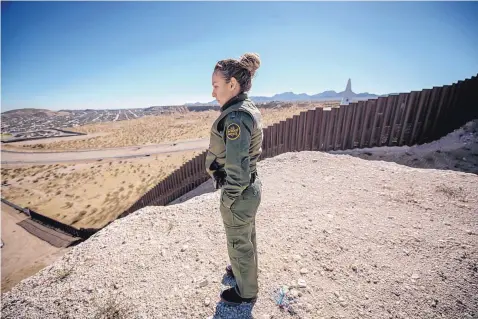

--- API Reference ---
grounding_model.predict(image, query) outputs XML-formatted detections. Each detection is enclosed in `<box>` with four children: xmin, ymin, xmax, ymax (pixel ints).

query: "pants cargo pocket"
<box><xmin>219</xmin><ymin>179</ymin><xmax>262</xmax><ymax>298</ymax></box>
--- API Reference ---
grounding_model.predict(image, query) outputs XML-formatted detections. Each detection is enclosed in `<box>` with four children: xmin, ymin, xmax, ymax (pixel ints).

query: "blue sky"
<box><xmin>1</xmin><ymin>1</ymin><xmax>477</xmax><ymax>112</ymax></box>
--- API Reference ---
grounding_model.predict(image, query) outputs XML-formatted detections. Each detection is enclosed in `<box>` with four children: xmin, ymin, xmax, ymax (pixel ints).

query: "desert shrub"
<box><xmin>436</xmin><ymin>184</ymin><xmax>466</xmax><ymax>201</ymax></box>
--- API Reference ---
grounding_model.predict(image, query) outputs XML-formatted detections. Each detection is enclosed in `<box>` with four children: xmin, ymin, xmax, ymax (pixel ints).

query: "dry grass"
<box><xmin>91</xmin><ymin>294</ymin><xmax>133</xmax><ymax>319</ymax></box>
<box><xmin>435</xmin><ymin>184</ymin><xmax>467</xmax><ymax>202</ymax></box>
<box><xmin>1</xmin><ymin>103</ymin><xmax>331</xmax><ymax>229</ymax></box>
<box><xmin>11</xmin><ymin>103</ymin><xmax>326</xmax><ymax>152</ymax></box>
<box><xmin>1</xmin><ymin>150</ymin><xmax>201</xmax><ymax>229</ymax></box>
<box><xmin>54</xmin><ymin>265</ymin><xmax>74</xmax><ymax>282</ymax></box>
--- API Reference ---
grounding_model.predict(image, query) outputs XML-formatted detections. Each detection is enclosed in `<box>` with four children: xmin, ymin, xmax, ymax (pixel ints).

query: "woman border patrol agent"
<box><xmin>205</xmin><ymin>52</ymin><xmax>264</xmax><ymax>305</ymax></box>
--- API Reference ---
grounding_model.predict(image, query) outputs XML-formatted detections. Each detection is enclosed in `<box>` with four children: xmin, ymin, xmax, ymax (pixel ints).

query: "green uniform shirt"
<box><xmin>205</xmin><ymin>93</ymin><xmax>263</xmax><ymax>208</ymax></box>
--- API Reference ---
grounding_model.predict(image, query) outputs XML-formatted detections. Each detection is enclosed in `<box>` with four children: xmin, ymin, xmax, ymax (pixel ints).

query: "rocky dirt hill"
<box><xmin>2</xmin><ymin>126</ymin><xmax>477</xmax><ymax>319</ymax></box>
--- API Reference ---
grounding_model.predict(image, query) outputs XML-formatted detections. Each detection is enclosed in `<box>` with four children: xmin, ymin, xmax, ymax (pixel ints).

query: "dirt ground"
<box><xmin>1</xmin><ymin>203</ymin><xmax>69</xmax><ymax>294</ymax></box>
<box><xmin>329</xmin><ymin>119</ymin><xmax>478</xmax><ymax>175</ymax></box>
<box><xmin>0</xmin><ymin>149</ymin><xmax>202</xmax><ymax>229</ymax></box>
<box><xmin>1</xmin><ymin>103</ymin><xmax>475</xmax><ymax>315</ymax></box>
<box><xmin>0</xmin><ymin>102</ymin><xmax>325</xmax><ymax>297</ymax></box>
<box><xmin>0</xmin><ymin>103</ymin><xmax>325</xmax><ymax>231</ymax></box>
<box><xmin>1</xmin><ymin>146</ymin><xmax>477</xmax><ymax>318</ymax></box>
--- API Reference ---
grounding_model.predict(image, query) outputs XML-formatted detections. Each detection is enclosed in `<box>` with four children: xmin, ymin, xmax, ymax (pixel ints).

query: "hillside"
<box><xmin>2</xmin><ymin>148</ymin><xmax>477</xmax><ymax>319</ymax></box>
<box><xmin>1</xmin><ymin>108</ymin><xmax>69</xmax><ymax>117</ymax></box>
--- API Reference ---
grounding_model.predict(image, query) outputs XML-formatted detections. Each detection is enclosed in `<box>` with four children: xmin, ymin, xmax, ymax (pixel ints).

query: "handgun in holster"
<box><xmin>210</xmin><ymin>161</ymin><xmax>226</xmax><ymax>190</ymax></box>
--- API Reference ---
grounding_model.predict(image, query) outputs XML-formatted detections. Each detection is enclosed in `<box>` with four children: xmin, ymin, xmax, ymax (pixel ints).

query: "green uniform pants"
<box><xmin>220</xmin><ymin>178</ymin><xmax>262</xmax><ymax>299</ymax></box>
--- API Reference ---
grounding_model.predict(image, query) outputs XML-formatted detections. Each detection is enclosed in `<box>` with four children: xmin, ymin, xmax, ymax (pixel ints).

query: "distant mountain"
<box><xmin>3</xmin><ymin>80</ymin><xmax>387</xmax><ymax>113</ymax></box>
<box><xmin>186</xmin><ymin>87</ymin><xmax>382</xmax><ymax>106</ymax></box>
<box><xmin>2</xmin><ymin>108</ymin><xmax>51</xmax><ymax>115</ymax></box>
<box><xmin>1</xmin><ymin>108</ymin><xmax>70</xmax><ymax>117</ymax></box>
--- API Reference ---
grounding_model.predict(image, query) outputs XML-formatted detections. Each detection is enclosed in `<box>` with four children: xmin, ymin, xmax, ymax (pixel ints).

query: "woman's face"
<box><xmin>212</xmin><ymin>71</ymin><xmax>236</xmax><ymax>107</ymax></box>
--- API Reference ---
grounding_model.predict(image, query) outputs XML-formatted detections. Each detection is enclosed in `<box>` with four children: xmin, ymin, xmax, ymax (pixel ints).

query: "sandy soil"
<box><xmin>7</xmin><ymin>104</ymin><xmax>321</xmax><ymax>152</ymax></box>
<box><xmin>0</xmin><ymin>104</ymin><xmax>326</xmax><ymax>230</ymax></box>
<box><xmin>1</xmin><ymin>150</ymin><xmax>202</xmax><ymax>229</ymax></box>
<box><xmin>1</xmin><ymin>203</ymin><xmax>69</xmax><ymax>294</ymax></box>
<box><xmin>1</xmin><ymin>147</ymin><xmax>477</xmax><ymax>319</ymax></box>
<box><xmin>0</xmin><ymin>104</ymin><xmax>321</xmax><ymax>298</ymax></box>
<box><xmin>1</xmin><ymin>104</ymin><xmax>475</xmax><ymax>318</ymax></box>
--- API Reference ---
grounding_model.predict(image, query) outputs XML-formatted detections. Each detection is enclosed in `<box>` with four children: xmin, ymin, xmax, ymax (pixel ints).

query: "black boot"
<box><xmin>220</xmin><ymin>286</ymin><xmax>257</xmax><ymax>305</ymax></box>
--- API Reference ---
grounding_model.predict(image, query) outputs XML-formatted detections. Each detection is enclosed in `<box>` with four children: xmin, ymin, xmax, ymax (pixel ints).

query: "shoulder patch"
<box><xmin>226</xmin><ymin>123</ymin><xmax>241</xmax><ymax>140</ymax></box>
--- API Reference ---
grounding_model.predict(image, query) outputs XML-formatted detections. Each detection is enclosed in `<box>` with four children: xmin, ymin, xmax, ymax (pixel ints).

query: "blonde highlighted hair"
<box><xmin>214</xmin><ymin>52</ymin><xmax>261</xmax><ymax>93</ymax></box>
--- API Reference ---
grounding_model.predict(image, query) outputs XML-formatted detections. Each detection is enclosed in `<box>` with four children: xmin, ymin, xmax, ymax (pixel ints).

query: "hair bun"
<box><xmin>239</xmin><ymin>52</ymin><xmax>261</xmax><ymax>76</ymax></box>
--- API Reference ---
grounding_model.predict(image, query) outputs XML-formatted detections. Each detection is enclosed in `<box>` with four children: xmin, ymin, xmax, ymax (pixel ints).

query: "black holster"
<box><xmin>213</xmin><ymin>170</ymin><xmax>226</xmax><ymax>189</ymax></box>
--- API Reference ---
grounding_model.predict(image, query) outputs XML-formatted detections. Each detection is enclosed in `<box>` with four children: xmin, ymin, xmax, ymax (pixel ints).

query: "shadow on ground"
<box><xmin>211</xmin><ymin>274</ymin><xmax>256</xmax><ymax>319</ymax></box>
<box><xmin>168</xmin><ymin>179</ymin><xmax>217</xmax><ymax>205</ymax></box>
<box><xmin>328</xmin><ymin>119</ymin><xmax>478</xmax><ymax>175</ymax></box>
<box><xmin>212</xmin><ymin>302</ymin><xmax>255</xmax><ymax>319</ymax></box>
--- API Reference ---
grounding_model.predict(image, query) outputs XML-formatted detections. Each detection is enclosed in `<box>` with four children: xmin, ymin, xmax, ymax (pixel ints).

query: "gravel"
<box><xmin>2</xmin><ymin>129</ymin><xmax>477</xmax><ymax>319</ymax></box>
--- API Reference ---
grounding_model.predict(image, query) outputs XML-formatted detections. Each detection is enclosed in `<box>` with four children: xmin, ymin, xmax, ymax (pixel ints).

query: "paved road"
<box><xmin>1</xmin><ymin>138</ymin><xmax>210</xmax><ymax>165</ymax></box>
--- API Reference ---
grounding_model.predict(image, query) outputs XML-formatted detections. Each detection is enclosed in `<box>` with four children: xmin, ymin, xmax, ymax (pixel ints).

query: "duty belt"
<box><xmin>214</xmin><ymin>171</ymin><xmax>258</xmax><ymax>190</ymax></box>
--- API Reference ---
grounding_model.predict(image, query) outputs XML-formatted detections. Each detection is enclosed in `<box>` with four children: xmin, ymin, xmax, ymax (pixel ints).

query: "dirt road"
<box><xmin>1</xmin><ymin>138</ymin><xmax>209</xmax><ymax>164</ymax></box>
<box><xmin>1</xmin><ymin>203</ymin><xmax>69</xmax><ymax>293</ymax></box>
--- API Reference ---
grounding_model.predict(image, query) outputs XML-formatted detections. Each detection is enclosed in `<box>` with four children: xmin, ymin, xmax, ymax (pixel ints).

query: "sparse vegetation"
<box><xmin>63</xmin><ymin>202</ymin><xmax>73</xmax><ymax>209</ymax></box>
<box><xmin>436</xmin><ymin>184</ymin><xmax>467</xmax><ymax>201</ymax></box>
<box><xmin>4</xmin><ymin>102</ymin><xmax>323</xmax><ymax>152</ymax></box>
<box><xmin>1</xmin><ymin>104</ymin><xmax>325</xmax><ymax>229</ymax></box>
<box><xmin>91</xmin><ymin>293</ymin><xmax>133</xmax><ymax>319</ymax></box>
<box><xmin>1</xmin><ymin>150</ymin><xmax>200</xmax><ymax>228</ymax></box>
<box><xmin>55</xmin><ymin>266</ymin><xmax>73</xmax><ymax>281</ymax></box>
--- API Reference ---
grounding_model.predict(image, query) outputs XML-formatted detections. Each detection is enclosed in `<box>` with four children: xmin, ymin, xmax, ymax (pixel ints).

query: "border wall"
<box><xmin>1</xmin><ymin>198</ymin><xmax>101</xmax><ymax>240</ymax></box>
<box><xmin>120</xmin><ymin>75</ymin><xmax>478</xmax><ymax>219</ymax></box>
<box><xmin>3</xmin><ymin>75</ymin><xmax>476</xmax><ymax>241</ymax></box>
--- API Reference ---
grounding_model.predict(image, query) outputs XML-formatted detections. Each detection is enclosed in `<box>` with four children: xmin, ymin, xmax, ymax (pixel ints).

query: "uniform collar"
<box><xmin>220</xmin><ymin>93</ymin><xmax>248</xmax><ymax>112</ymax></box>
